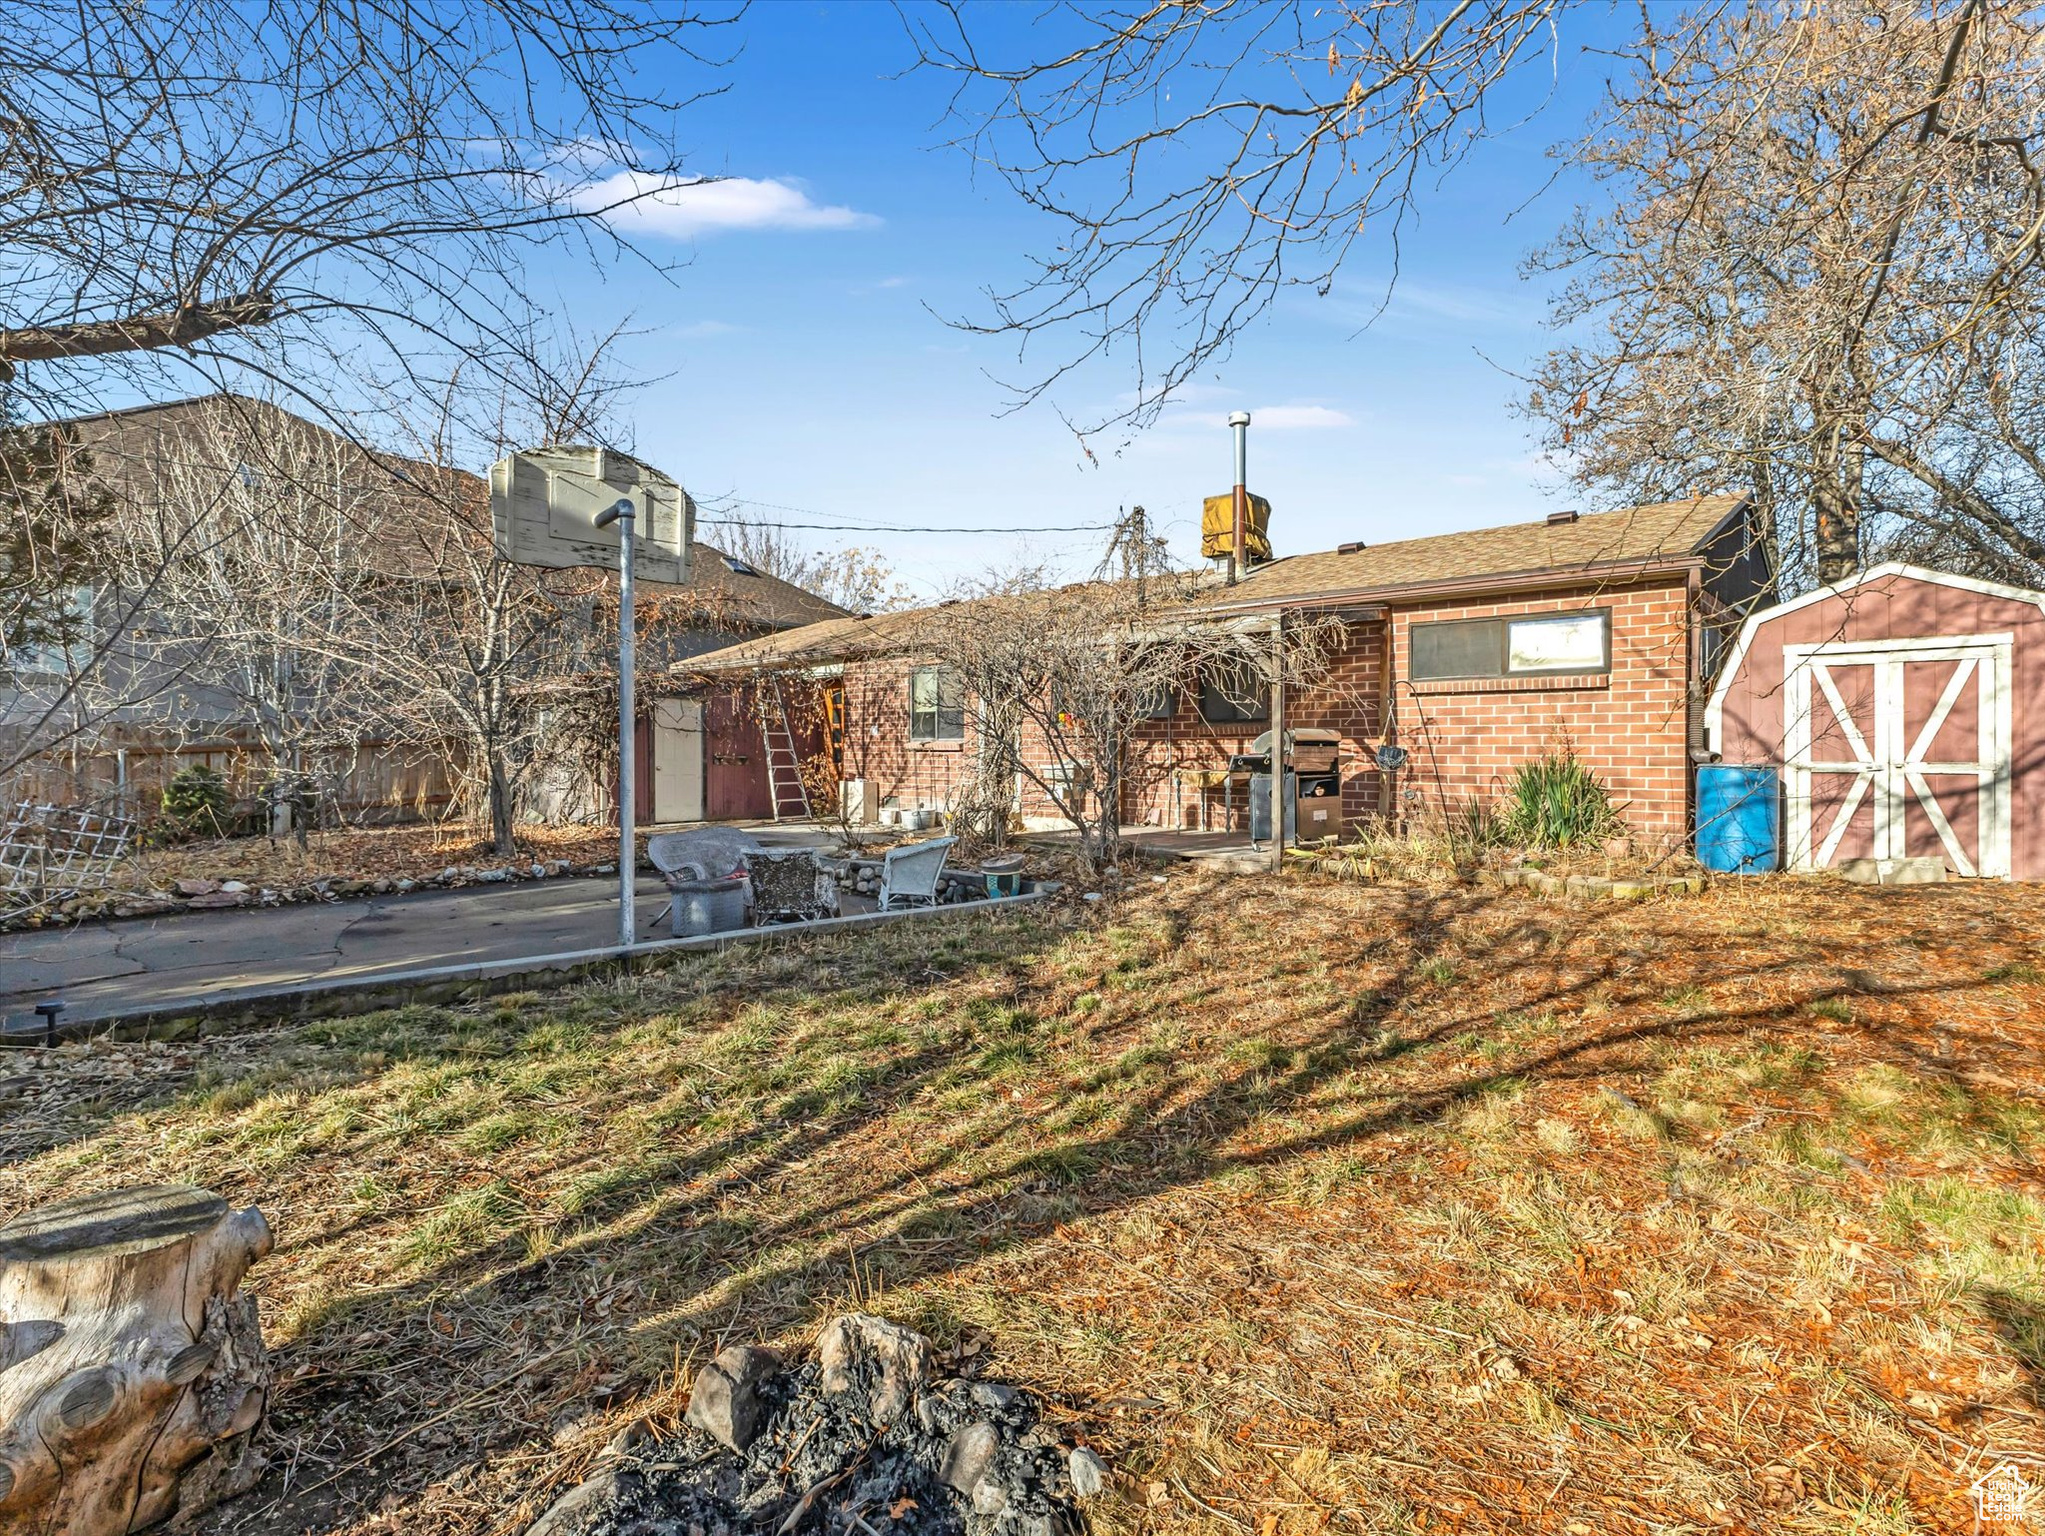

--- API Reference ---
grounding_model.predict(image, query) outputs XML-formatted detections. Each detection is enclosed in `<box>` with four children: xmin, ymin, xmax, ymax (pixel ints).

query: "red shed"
<box><xmin>1707</xmin><ymin>563</ymin><xmax>2045</xmax><ymax>880</ymax></box>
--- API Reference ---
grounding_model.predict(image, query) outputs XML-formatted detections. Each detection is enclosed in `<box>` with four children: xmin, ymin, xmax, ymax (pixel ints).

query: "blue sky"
<box><xmin>544</xmin><ymin>4</ymin><xmax>1635</xmax><ymax>599</ymax></box>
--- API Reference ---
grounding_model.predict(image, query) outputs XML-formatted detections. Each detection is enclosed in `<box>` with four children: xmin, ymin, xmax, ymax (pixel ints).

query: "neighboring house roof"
<box><xmin>51</xmin><ymin>393</ymin><xmax>847</xmax><ymax>634</ymax></box>
<box><xmin>649</xmin><ymin>542</ymin><xmax>850</xmax><ymax>632</ymax></box>
<box><xmin>681</xmin><ymin>495</ymin><xmax>1751</xmax><ymax>675</ymax></box>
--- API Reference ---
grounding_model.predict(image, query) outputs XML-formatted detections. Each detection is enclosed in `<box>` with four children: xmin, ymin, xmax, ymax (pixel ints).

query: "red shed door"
<box><xmin>1784</xmin><ymin>636</ymin><xmax>2012</xmax><ymax>877</ymax></box>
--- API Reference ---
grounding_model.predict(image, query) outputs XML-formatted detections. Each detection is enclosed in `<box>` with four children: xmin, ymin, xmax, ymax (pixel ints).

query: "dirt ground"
<box><xmin>3</xmin><ymin>872</ymin><xmax>2041</xmax><ymax>1535</ymax></box>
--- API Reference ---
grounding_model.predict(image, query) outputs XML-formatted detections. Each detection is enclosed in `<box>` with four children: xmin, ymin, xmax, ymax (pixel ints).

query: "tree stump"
<box><xmin>0</xmin><ymin>1185</ymin><xmax>273</xmax><ymax>1536</ymax></box>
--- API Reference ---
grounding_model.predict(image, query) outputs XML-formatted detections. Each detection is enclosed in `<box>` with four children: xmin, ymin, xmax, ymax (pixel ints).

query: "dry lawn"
<box><xmin>3</xmin><ymin>873</ymin><xmax>2042</xmax><ymax>1535</ymax></box>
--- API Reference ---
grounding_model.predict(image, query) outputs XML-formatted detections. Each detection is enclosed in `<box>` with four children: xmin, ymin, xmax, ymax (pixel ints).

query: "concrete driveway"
<box><xmin>0</xmin><ymin>875</ymin><xmax>688</xmax><ymax>1029</ymax></box>
<box><xmin>0</xmin><ymin>823</ymin><xmax>856</xmax><ymax>1030</ymax></box>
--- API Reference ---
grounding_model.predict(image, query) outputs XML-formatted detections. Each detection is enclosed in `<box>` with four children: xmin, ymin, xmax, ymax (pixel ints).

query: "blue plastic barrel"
<box><xmin>1695</xmin><ymin>765</ymin><xmax>1780</xmax><ymax>873</ymax></box>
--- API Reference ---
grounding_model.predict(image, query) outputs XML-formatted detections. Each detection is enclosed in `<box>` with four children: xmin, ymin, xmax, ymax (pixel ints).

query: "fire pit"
<box><xmin>528</xmin><ymin>1316</ymin><xmax>1105</xmax><ymax>1536</ymax></box>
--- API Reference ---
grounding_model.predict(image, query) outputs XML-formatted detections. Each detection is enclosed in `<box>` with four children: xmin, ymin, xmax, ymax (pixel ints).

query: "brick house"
<box><xmin>679</xmin><ymin>496</ymin><xmax>1773</xmax><ymax>845</ymax></box>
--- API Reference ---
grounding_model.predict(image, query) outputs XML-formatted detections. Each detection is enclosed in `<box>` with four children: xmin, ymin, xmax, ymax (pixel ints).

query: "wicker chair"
<box><xmin>647</xmin><ymin>829</ymin><xmax>761</xmax><ymax>929</ymax></box>
<box><xmin>878</xmin><ymin>836</ymin><xmax>955</xmax><ymax>912</ymax></box>
<box><xmin>747</xmin><ymin>847</ymin><xmax>837</xmax><ymax>924</ymax></box>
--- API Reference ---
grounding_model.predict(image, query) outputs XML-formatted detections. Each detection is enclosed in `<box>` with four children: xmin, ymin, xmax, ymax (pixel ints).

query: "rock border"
<box><xmin>2</xmin><ymin>858</ymin><xmax>609</xmax><ymax>933</ymax></box>
<box><xmin>1489</xmin><ymin>868</ymin><xmax>1707</xmax><ymax>901</ymax></box>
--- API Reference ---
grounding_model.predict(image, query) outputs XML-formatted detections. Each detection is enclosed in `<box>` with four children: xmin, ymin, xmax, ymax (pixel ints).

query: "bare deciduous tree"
<box><xmin>0</xmin><ymin>0</ymin><xmax>731</xmax><ymax>425</ymax></box>
<box><xmin>112</xmin><ymin>403</ymin><xmax>386</xmax><ymax>840</ymax></box>
<box><xmin>701</xmin><ymin>510</ymin><xmax>914</xmax><ymax>614</ymax></box>
<box><xmin>1527</xmin><ymin>0</ymin><xmax>2045</xmax><ymax>587</ymax></box>
<box><xmin>910</xmin><ymin>0</ymin><xmax>1561</xmax><ymax>433</ymax></box>
<box><xmin>915</xmin><ymin>563</ymin><xmax>1338</xmax><ymax>871</ymax></box>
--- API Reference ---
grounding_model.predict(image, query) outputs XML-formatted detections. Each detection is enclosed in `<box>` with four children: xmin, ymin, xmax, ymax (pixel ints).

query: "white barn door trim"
<box><xmin>1783</xmin><ymin>633</ymin><xmax>2013</xmax><ymax>877</ymax></box>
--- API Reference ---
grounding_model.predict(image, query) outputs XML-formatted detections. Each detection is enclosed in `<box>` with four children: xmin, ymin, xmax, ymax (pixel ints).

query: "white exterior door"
<box><xmin>651</xmin><ymin>698</ymin><xmax>705</xmax><ymax>823</ymax></box>
<box><xmin>1784</xmin><ymin>635</ymin><xmax>2012</xmax><ymax>877</ymax></box>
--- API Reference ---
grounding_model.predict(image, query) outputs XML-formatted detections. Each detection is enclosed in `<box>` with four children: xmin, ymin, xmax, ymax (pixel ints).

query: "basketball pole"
<box><xmin>595</xmin><ymin>496</ymin><xmax>637</xmax><ymax>949</ymax></box>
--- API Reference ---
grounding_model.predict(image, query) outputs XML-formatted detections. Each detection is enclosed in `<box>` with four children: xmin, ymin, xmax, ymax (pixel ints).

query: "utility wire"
<box><xmin>703</xmin><ymin>518</ymin><xmax>1119</xmax><ymax>534</ymax></box>
<box><xmin>702</xmin><ymin>494</ymin><xmax>1116</xmax><ymax>536</ymax></box>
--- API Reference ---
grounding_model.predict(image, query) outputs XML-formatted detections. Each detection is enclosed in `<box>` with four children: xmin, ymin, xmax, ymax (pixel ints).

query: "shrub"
<box><xmin>1501</xmin><ymin>752</ymin><xmax>1622</xmax><ymax>849</ymax></box>
<box><xmin>159</xmin><ymin>764</ymin><xmax>230</xmax><ymax>840</ymax></box>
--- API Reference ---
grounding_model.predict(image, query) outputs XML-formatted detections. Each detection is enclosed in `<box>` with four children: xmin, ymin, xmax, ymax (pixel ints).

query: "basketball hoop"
<box><xmin>488</xmin><ymin>444</ymin><xmax>691</xmax><ymax>584</ymax></box>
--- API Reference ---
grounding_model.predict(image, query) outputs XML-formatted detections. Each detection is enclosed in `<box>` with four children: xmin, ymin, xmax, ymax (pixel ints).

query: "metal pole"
<box><xmin>595</xmin><ymin>496</ymin><xmax>637</xmax><ymax>948</ymax></box>
<box><xmin>1269</xmin><ymin>611</ymin><xmax>1286</xmax><ymax>874</ymax></box>
<box><xmin>1228</xmin><ymin>411</ymin><xmax>1251</xmax><ymax>585</ymax></box>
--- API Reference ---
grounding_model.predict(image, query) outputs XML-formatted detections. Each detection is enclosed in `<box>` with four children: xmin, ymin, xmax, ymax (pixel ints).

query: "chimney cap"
<box><xmin>1337</xmin><ymin>540</ymin><xmax>1367</xmax><ymax>554</ymax></box>
<box><xmin>1546</xmin><ymin>509</ymin><xmax>1580</xmax><ymax>526</ymax></box>
<box><xmin>1227</xmin><ymin>411</ymin><xmax>1251</xmax><ymax>427</ymax></box>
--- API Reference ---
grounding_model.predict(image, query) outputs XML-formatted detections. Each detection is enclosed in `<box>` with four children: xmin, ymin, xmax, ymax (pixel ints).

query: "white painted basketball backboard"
<box><xmin>489</xmin><ymin>444</ymin><xmax>692</xmax><ymax>584</ymax></box>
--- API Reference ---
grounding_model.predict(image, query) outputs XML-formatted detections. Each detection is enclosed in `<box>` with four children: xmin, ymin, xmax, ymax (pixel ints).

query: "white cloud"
<box><xmin>573</xmin><ymin>174</ymin><xmax>879</xmax><ymax>238</ymax></box>
<box><xmin>1240</xmin><ymin>405</ymin><xmax>1353</xmax><ymax>431</ymax></box>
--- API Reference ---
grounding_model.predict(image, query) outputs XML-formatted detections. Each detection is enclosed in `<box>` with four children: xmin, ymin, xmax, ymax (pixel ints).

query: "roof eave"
<box><xmin>1190</xmin><ymin>553</ymin><xmax>1708</xmax><ymax>618</ymax></box>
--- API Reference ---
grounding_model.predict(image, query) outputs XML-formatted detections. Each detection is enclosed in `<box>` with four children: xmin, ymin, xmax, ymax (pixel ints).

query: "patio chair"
<box><xmin>747</xmin><ymin>847</ymin><xmax>837</xmax><ymax>925</ymax></box>
<box><xmin>878</xmin><ymin>836</ymin><xmax>956</xmax><ymax>912</ymax></box>
<box><xmin>647</xmin><ymin>829</ymin><xmax>762</xmax><ymax>930</ymax></box>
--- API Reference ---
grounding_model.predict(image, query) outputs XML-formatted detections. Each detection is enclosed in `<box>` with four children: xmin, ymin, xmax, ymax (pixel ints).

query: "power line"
<box><xmin>700</xmin><ymin>495</ymin><xmax>1117</xmax><ymax>536</ymax></box>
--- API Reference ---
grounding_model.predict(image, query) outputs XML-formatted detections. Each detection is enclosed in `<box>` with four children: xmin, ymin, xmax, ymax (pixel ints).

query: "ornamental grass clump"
<box><xmin>1502</xmin><ymin>751</ymin><xmax>1623</xmax><ymax>849</ymax></box>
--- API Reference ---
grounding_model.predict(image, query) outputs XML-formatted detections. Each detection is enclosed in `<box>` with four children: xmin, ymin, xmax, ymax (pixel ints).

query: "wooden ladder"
<box><xmin>763</xmin><ymin>676</ymin><xmax>812</xmax><ymax>822</ymax></box>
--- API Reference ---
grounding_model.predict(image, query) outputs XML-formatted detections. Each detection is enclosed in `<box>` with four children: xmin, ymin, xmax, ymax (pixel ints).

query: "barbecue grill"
<box><xmin>1233</xmin><ymin>729</ymin><xmax>1346</xmax><ymax>842</ymax></box>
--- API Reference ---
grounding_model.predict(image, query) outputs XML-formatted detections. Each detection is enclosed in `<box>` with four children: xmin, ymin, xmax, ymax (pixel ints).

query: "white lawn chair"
<box><xmin>878</xmin><ymin>836</ymin><xmax>955</xmax><ymax>912</ymax></box>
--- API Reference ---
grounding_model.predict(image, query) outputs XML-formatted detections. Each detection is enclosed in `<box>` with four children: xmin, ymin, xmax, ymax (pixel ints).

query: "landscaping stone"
<box><xmin>683</xmin><ymin>1344</ymin><xmax>782</xmax><ymax>1453</ymax></box>
<box><xmin>1068</xmin><ymin>1448</ymin><xmax>1107</xmax><ymax>1498</ymax></box>
<box><xmin>1837</xmin><ymin>856</ymin><xmax>1947</xmax><ymax>886</ymax></box>
<box><xmin>939</xmin><ymin>1421</ymin><xmax>1001</xmax><ymax>1495</ymax></box>
<box><xmin>819</xmin><ymin>1313</ymin><xmax>936</xmax><ymax>1426</ymax></box>
<box><xmin>172</xmin><ymin>877</ymin><xmax>220</xmax><ymax>897</ymax></box>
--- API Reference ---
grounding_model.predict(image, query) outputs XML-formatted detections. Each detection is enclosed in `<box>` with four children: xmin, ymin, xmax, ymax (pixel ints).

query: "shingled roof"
<box><xmin>679</xmin><ymin>495</ymin><xmax>1750</xmax><ymax>675</ymax></box>
<box><xmin>55</xmin><ymin>393</ymin><xmax>848</xmax><ymax>633</ymax></box>
<box><xmin>1195</xmin><ymin>495</ymin><xmax>1748</xmax><ymax>610</ymax></box>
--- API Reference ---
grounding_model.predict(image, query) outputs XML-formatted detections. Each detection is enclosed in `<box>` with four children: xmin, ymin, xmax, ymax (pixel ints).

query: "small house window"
<box><xmin>1411</xmin><ymin>609</ymin><xmax>1610</xmax><ymax>681</ymax></box>
<box><xmin>723</xmin><ymin>554</ymin><xmax>761</xmax><ymax>577</ymax></box>
<box><xmin>909</xmin><ymin>666</ymin><xmax>965</xmax><ymax>741</ymax></box>
<box><xmin>1198</xmin><ymin>661</ymin><xmax>1269</xmax><ymax>723</ymax></box>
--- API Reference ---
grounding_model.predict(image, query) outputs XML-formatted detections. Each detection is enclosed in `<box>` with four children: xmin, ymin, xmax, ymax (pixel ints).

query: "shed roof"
<box><xmin>680</xmin><ymin>495</ymin><xmax>1748</xmax><ymax>675</ymax></box>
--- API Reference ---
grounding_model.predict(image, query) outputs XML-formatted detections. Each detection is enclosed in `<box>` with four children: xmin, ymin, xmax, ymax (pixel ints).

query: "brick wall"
<box><xmin>835</xmin><ymin>658</ymin><xmax>978</xmax><ymax>814</ymax></box>
<box><xmin>815</xmin><ymin>574</ymin><xmax>1697</xmax><ymax>841</ymax></box>
<box><xmin>1384</xmin><ymin>579</ymin><xmax>1695</xmax><ymax>839</ymax></box>
<box><xmin>1122</xmin><ymin>619</ymin><xmax>1386</xmax><ymax>829</ymax></box>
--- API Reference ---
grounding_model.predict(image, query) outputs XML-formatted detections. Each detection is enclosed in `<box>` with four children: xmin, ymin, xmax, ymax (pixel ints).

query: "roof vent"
<box><xmin>1546</xmin><ymin>509</ymin><xmax>1580</xmax><ymax>526</ymax></box>
<box><xmin>1337</xmin><ymin>540</ymin><xmax>1367</xmax><ymax>554</ymax></box>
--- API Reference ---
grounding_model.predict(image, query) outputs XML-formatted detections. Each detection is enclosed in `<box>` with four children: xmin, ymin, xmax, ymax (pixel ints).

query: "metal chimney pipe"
<box><xmin>1228</xmin><ymin>410</ymin><xmax>1251</xmax><ymax>584</ymax></box>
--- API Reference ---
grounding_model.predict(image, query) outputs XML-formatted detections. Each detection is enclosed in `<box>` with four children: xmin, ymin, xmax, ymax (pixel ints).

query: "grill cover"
<box><xmin>1247</xmin><ymin>728</ymin><xmax>1341</xmax><ymax>774</ymax></box>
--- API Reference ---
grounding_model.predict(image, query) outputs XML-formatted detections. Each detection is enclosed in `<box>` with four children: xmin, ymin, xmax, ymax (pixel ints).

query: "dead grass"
<box><xmin>4</xmin><ymin>874</ymin><xmax>2043</xmax><ymax>1535</ymax></box>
